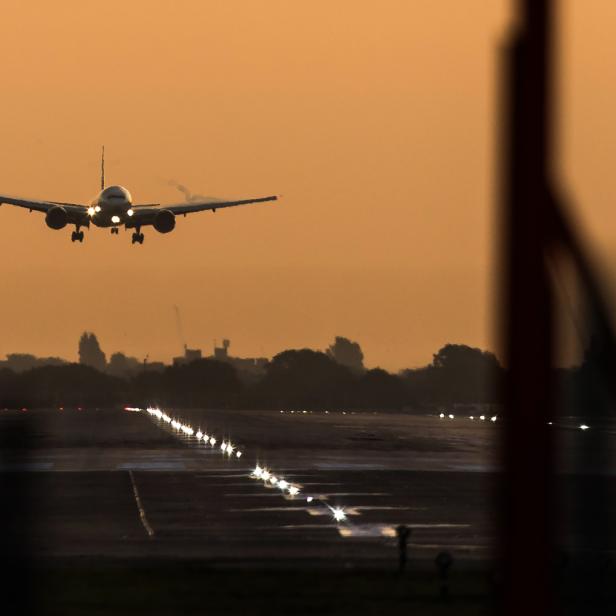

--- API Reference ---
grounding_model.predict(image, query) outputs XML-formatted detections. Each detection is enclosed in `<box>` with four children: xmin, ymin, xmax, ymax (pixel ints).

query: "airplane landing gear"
<box><xmin>111</xmin><ymin>227</ymin><xmax>119</xmax><ymax>235</ymax></box>
<box><xmin>71</xmin><ymin>230</ymin><xmax>84</xmax><ymax>243</ymax></box>
<box><xmin>131</xmin><ymin>232</ymin><xmax>144</xmax><ymax>245</ymax></box>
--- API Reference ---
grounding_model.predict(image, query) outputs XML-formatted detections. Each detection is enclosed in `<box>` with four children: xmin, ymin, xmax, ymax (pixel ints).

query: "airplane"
<box><xmin>0</xmin><ymin>147</ymin><xmax>278</xmax><ymax>244</ymax></box>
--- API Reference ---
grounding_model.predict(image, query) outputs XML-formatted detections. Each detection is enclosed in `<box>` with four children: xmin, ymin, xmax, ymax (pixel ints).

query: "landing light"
<box><xmin>87</xmin><ymin>207</ymin><xmax>96</xmax><ymax>216</ymax></box>
<box><xmin>111</xmin><ymin>215</ymin><xmax>120</xmax><ymax>224</ymax></box>
<box><xmin>127</xmin><ymin>209</ymin><xmax>134</xmax><ymax>217</ymax></box>
<box><xmin>95</xmin><ymin>205</ymin><xmax>101</xmax><ymax>213</ymax></box>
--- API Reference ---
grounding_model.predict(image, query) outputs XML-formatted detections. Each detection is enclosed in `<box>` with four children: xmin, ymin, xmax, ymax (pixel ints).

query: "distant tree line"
<box><xmin>0</xmin><ymin>340</ymin><xmax>509</xmax><ymax>411</ymax></box>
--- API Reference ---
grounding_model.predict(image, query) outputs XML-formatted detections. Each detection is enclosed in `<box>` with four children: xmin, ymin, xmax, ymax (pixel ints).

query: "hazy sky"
<box><xmin>1</xmin><ymin>1</ymin><xmax>614</xmax><ymax>370</ymax></box>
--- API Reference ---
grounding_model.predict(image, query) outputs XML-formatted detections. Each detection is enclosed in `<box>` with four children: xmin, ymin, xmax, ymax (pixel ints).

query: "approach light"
<box><xmin>221</xmin><ymin>442</ymin><xmax>227</xmax><ymax>452</ymax></box>
<box><xmin>580</xmin><ymin>424</ymin><xmax>590</xmax><ymax>431</ymax></box>
<box><xmin>210</xmin><ymin>437</ymin><xmax>216</xmax><ymax>446</ymax></box>
<box><xmin>111</xmin><ymin>215</ymin><xmax>120</xmax><ymax>224</ymax></box>
<box><xmin>252</xmin><ymin>466</ymin><xmax>263</xmax><ymax>478</ymax></box>
<box><xmin>331</xmin><ymin>507</ymin><xmax>347</xmax><ymax>522</ymax></box>
<box><xmin>490</xmin><ymin>416</ymin><xmax>498</xmax><ymax>422</ymax></box>
<box><xmin>127</xmin><ymin>209</ymin><xmax>134</xmax><ymax>217</ymax></box>
<box><xmin>439</xmin><ymin>413</ymin><xmax>445</xmax><ymax>419</ymax></box>
<box><xmin>261</xmin><ymin>470</ymin><xmax>271</xmax><ymax>482</ymax></box>
<box><xmin>270</xmin><ymin>476</ymin><xmax>278</xmax><ymax>485</ymax></box>
<box><xmin>448</xmin><ymin>414</ymin><xmax>454</xmax><ymax>419</ymax></box>
<box><xmin>306</xmin><ymin>495</ymin><xmax>313</xmax><ymax>502</ymax></box>
<box><xmin>288</xmin><ymin>486</ymin><xmax>300</xmax><ymax>496</ymax></box>
<box><xmin>470</xmin><ymin>416</ymin><xmax>474</xmax><ymax>420</ymax></box>
<box><xmin>196</xmin><ymin>431</ymin><xmax>203</xmax><ymax>440</ymax></box>
<box><xmin>480</xmin><ymin>415</ymin><xmax>485</xmax><ymax>421</ymax></box>
<box><xmin>277</xmin><ymin>480</ymin><xmax>289</xmax><ymax>491</ymax></box>
<box><xmin>236</xmin><ymin>451</ymin><xmax>242</xmax><ymax>458</ymax></box>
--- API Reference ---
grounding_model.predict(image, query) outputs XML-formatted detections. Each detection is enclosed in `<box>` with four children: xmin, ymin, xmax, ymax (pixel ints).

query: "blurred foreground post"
<box><xmin>500</xmin><ymin>1</ymin><xmax>556</xmax><ymax>613</ymax></box>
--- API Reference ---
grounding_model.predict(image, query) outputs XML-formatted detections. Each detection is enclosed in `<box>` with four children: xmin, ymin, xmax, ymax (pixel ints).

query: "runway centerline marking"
<box><xmin>128</xmin><ymin>470</ymin><xmax>155</xmax><ymax>538</ymax></box>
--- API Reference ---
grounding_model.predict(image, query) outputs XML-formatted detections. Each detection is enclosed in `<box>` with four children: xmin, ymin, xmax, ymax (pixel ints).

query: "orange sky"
<box><xmin>0</xmin><ymin>1</ymin><xmax>614</xmax><ymax>370</ymax></box>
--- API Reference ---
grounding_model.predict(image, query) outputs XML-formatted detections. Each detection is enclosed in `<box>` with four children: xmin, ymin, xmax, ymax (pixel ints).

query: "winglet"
<box><xmin>101</xmin><ymin>146</ymin><xmax>105</xmax><ymax>191</ymax></box>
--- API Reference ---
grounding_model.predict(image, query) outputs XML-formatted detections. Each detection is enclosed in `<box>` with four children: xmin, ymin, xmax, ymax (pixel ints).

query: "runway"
<box><xmin>2</xmin><ymin>406</ymin><xmax>613</xmax><ymax>568</ymax></box>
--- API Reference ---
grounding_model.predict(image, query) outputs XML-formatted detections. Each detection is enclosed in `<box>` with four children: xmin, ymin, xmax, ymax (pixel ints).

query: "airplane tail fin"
<box><xmin>100</xmin><ymin>146</ymin><xmax>105</xmax><ymax>191</ymax></box>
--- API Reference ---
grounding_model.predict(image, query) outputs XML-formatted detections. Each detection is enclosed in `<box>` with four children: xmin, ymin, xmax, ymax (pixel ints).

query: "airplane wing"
<box><xmin>166</xmin><ymin>195</ymin><xmax>278</xmax><ymax>215</ymax></box>
<box><xmin>0</xmin><ymin>194</ymin><xmax>87</xmax><ymax>216</ymax></box>
<box><xmin>127</xmin><ymin>195</ymin><xmax>278</xmax><ymax>226</ymax></box>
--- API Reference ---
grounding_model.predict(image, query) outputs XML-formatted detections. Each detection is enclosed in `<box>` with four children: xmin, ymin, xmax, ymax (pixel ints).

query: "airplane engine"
<box><xmin>45</xmin><ymin>206</ymin><xmax>68</xmax><ymax>230</ymax></box>
<box><xmin>153</xmin><ymin>209</ymin><xmax>175</xmax><ymax>233</ymax></box>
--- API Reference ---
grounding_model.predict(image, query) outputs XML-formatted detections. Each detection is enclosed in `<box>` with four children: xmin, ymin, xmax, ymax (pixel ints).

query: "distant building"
<box><xmin>211</xmin><ymin>339</ymin><xmax>267</xmax><ymax>381</ymax></box>
<box><xmin>172</xmin><ymin>346</ymin><xmax>202</xmax><ymax>366</ymax></box>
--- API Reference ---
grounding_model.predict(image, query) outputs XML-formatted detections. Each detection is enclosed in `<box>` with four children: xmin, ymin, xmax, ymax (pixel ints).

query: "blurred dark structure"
<box><xmin>500</xmin><ymin>1</ymin><xmax>616</xmax><ymax>613</ymax></box>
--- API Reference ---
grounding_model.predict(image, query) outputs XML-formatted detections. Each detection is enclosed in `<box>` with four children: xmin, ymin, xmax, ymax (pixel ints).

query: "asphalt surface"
<box><xmin>2</xmin><ymin>407</ymin><xmax>616</xmax><ymax>614</ymax></box>
<box><xmin>0</xmin><ymin>407</ymin><xmax>501</xmax><ymax>568</ymax></box>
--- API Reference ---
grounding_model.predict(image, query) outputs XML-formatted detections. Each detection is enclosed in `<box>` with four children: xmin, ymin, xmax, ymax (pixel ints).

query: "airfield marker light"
<box><xmin>210</xmin><ymin>437</ymin><xmax>216</xmax><ymax>446</ymax></box>
<box><xmin>580</xmin><ymin>424</ymin><xmax>590</xmax><ymax>431</ymax></box>
<box><xmin>470</xmin><ymin>416</ymin><xmax>474</xmax><ymax>420</ymax></box>
<box><xmin>288</xmin><ymin>486</ymin><xmax>300</xmax><ymax>496</ymax></box>
<box><xmin>490</xmin><ymin>415</ymin><xmax>498</xmax><ymax>422</ymax></box>
<box><xmin>87</xmin><ymin>206</ymin><xmax>96</xmax><ymax>216</ymax></box>
<box><xmin>127</xmin><ymin>209</ymin><xmax>134</xmax><ymax>217</ymax></box>
<box><xmin>111</xmin><ymin>215</ymin><xmax>120</xmax><ymax>224</ymax></box>
<box><xmin>547</xmin><ymin>422</ymin><xmax>553</xmax><ymax>426</ymax></box>
<box><xmin>480</xmin><ymin>415</ymin><xmax>486</xmax><ymax>421</ymax></box>
<box><xmin>439</xmin><ymin>413</ymin><xmax>445</xmax><ymax>419</ymax></box>
<box><xmin>196</xmin><ymin>431</ymin><xmax>203</xmax><ymax>440</ymax></box>
<box><xmin>305</xmin><ymin>495</ymin><xmax>313</xmax><ymax>502</ymax></box>
<box><xmin>448</xmin><ymin>414</ymin><xmax>454</xmax><ymax>420</ymax></box>
<box><xmin>331</xmin><ymin>507</ymin><xmax>347</xmax><ymax>522</ymax></box>
<box><xmin>236</xmin><ymin>451</ymin><xmax>242</xmax><ymax>458</ymax></box>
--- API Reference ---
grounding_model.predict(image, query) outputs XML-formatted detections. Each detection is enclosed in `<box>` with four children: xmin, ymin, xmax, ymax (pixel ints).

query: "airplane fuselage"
<box><xmin>88</xmin><ymin>185</ymin><xmax>133</xmax><ymax>228</ymax></box>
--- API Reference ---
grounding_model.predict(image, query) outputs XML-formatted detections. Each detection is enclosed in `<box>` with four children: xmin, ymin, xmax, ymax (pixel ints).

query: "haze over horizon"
<box><xmin>1</xmin><ymin>1</ymin><xmax>615</xmax><ymax>371</ymax></box>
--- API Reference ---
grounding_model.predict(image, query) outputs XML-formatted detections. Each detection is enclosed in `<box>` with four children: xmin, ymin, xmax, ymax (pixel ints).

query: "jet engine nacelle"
<box><xmin>45</xmin><ymin>206</ymin><xmax>68</xmax><ymax>230</ymax></box>
<box><xmin>153</xmin><ymin>209</ymin><xmax>175</xmax><ymax>233</ymax></box>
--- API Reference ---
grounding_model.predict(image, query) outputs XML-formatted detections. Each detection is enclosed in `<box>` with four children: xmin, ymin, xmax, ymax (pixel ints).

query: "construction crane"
<box><xmin>173</xmin><ymin>305</ymin><xmax>187</xmax><ymax>355</ymax></box>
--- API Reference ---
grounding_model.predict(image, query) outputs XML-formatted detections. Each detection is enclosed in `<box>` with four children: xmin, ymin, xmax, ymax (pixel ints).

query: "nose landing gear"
<box><xmin>131</xmin><ymin>232</ymin><xmax>144</xmax><ymax>245</ymax></box>
<box><xmin>71</xmin><ymin>230</ymin><xmax>84</xmax><ymax>243</ymax></box>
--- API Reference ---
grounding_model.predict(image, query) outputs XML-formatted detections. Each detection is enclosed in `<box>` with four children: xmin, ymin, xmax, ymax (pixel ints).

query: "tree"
<box><xmin>107</xmin><ymin>352</ymin><xmax>141</xmax><ymax>377</ymax></box>
<box><xmin>429</xmin><ymin>344</ymin><xmax>502</xmax><ymax>404</ymax></box>
<box><xmin>326</xmin><ymin>336</ymin><xmax>365</xmax><ymax>372</ymax></box>
<box><xmin>78</xmin><ymin>332</ymin><xmax>106</xmax><ymax>372</ymax></box>
<box><xmin>257</xmin><ymin>349</ymin><xmax>356</xmax><ymax>408</ymax></box>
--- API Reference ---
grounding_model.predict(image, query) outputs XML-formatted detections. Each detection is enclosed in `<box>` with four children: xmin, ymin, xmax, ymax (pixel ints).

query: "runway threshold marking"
<box><xmin>128</xmin><ymin>470</ymin><xmax>155</xmax><ymax>538</ymax></box>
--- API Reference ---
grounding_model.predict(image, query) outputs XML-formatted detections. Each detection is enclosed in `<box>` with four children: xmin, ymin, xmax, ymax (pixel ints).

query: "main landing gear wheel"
<box><xmin>111</xmin><ymin>227</ymin><xmax>119</xmax><ymax>235</ymax></box>
<box><xmin>71</xmin><ymin>231</ymin><xmax>84</xmax><ymax>243</ymax></box>
<box><xmin>131</xmin><ymin>232</ymin><xmax>144</xmax><ymax>245</ymax></box>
